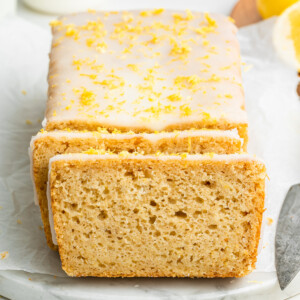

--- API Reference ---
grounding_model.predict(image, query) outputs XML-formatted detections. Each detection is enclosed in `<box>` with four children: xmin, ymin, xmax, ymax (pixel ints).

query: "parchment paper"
<box><xmin>0</xmin><ymin>16</ymin><xmax>299</xmax><ymax>277</ymax></box>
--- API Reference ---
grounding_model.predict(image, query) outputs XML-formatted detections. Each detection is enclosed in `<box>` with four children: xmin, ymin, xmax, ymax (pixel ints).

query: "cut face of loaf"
<box><xmin>49</xmin><ymin>153</ymin><xmax>266</xmax><ymax>277</ymax></box>
<box><xmin>45</xmin><ymin>10</ymin><xmax>248</xmax><ymax>146</ymax></box>
<box><xmin>30</xmin><ymin>129</ymin><xmax>242</xmax><ymax>250</ymax></box>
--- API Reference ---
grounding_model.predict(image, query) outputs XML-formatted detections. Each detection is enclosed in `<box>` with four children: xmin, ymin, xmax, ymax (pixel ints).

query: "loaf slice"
<box><xmin>30</xmin><ymin>129</ymin><xmax>242</xmax><ymax>250</ymax></box>
<box><xmin>45</xmin><ymin>10</ymin><xmax>248</xmax><ymax>146</ymax></box>
<box><xmin>48</xmin><ymin>153</ymin><xmax>266</xmax><ymax>277</ymax></box>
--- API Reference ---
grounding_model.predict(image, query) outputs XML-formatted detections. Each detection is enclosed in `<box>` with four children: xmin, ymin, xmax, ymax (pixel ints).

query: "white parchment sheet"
<box><xmin>0</xmin><ymin>16</ymin><xmax>299</xmax><ymax>277</ymax></box>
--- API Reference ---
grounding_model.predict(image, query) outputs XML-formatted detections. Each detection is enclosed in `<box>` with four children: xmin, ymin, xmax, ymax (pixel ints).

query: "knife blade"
<box><xmin>275</xmin><ymin>184</ymin><xmax>300</xmax><ymax>290</ymax></box>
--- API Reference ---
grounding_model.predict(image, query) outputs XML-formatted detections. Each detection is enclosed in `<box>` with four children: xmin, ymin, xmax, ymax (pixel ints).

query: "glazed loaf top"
<box><xmin>45</xmin><ymin>9</ymin><xmax>247</xmax><ymax>132</ymax></box>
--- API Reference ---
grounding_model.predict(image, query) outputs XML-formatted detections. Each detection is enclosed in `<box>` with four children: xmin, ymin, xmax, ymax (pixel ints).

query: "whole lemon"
<box><xmin>257</xmin><ymin>0</ymin><xmax>299</xmax><ymax>18</ymax></box>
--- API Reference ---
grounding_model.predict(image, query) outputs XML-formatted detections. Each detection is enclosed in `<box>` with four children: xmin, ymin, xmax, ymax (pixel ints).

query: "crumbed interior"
<box><xmin>33</xmin><ymin>134</ymin><xmax>242</xmax><ymax>250</ymax></box>
<box><xmin>50</xmin><ymin>158</ymin><xmax>265</xmax><ymax>277</ymax></box>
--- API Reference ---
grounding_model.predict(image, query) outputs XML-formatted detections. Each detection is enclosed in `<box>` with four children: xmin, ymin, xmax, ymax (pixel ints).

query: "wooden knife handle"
<box><xmin>230</xmin><ymin>0</ymin><xmax>262</xmax><ymax>28</ymax></box>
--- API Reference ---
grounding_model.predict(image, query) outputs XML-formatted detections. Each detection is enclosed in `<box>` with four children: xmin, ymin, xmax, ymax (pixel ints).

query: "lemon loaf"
<box><xmin>45</xmin><ymin>10</ymin><xmax>248</xmax><ymax>145</ymax></box>
<box><xmin>48</xmin><ymin>153</ymin><xmax>266</xmax><ymax>277</ymax></box>
<box><xmin>30</xmin><ymin>129</ymin><xmax>242</xmax><ymax>250</ymax></box>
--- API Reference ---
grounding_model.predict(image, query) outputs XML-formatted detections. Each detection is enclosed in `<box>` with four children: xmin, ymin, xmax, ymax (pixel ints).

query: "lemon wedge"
<box><xmin>273</xmin><ymin>1</ymin><xmax>300</xmax><ymax>70</ymax></box>
<box><xmin>257</xmin><ymin>0</ymin><xmax>299</xmax><ymax>19</ymax></box>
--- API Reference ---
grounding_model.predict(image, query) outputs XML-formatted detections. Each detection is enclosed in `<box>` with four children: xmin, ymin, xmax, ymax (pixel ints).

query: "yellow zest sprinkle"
<box><xmin>127</xmin><ymin>64</ymin><xmax>139</xmax><ymax>72</ymax></box>
<box><xmin>119</xmin><ymin>151</ymin><xmax>130</xmax><ymax>157</ymax></box>
<box><xmin>164</xmin><ymin>105</ymin><xmax>176</xmax><ymax>113</ymax></box>
<box><xmin>199</xmin><ymin>55</ymin><xmax>210</xmax><ymax>59</ymax></box>
<box><xmin>40</xmin><ymin>129</ymin><xmax>47</xmax><ymax>134</ymax></box>
<box><xmin>225</xmin><ymin>94</ymin><xmax>233</xmax><ymax>99</ymax></box>
<box><xmin>195</xmin><ymin>14</ymin><xmax>218</xmax><ymax>37</ymax></box>
<box><xmin>155</xmin><ymin>151</ymin><xmax>162</xmax><ymax>156</ymax></box>
<box><xmin>80</xmin><ymin>73</ymin><xmax>97</xmax><ymax>80</ymax></box>
<box><xmin>53</xmin><ymin>110</ymin><xmax>57</xmax><ymax>116</ymax></box>
<box><xmin>96</xmin><ymin>41</ymin><xmax>107</xmax><ymax>53</ymax></box>
<box><xmin>173</xmin><ymin>10</ymin><xmax>194</xmax><ymax>23</ymax></box>
<box><xmin>180</xmin><ymin>153</ymin><xmax>188</xmax><ymax>159</ymax></box>
<box><xmin>65</xmin><ymin>24</ymin><xmax>79</xmax><ymax>39</ymax></box>
<box><xmin>267</xmin><ymin>217</ymin><xmax>273</xmax><ymax>225</ymax></box>
<box><xmin>65</xmin><ymin>105</ymin><xmax>71</xmax><ymax>110</ymax></box>
<box><xmin>139</xmin><ymin>11</ymin><xmax>151</xmax><ymax>17</ymax></box>
<box><xmin>153</xmin><ymin>8</ymin><xmax>164</xmax><ymax>15</ymax></box>
<box><xmin>97</xmin><ymin>127</ymin><xmax>109</xmax><ymax>134</ymax></box>
<box><xmin>186</xmin><ymin>10</ymin><xmax>194</xmax><ymax>20</ymax></box>
<box><xmin>88</xmin><ymin>9</ymin><xmax>96</xmax><ymax>14</ymax></box>
<box><xmin>170</xmin><ymin>39</ymin><xmax>191</xmax><ymax>59</ymax></box>
<box><xmin>202</xmin><ymin>112</ymin><xmax>211</xmax><ymax>119</ymax></box>
<box><xmin>174</xmin><ymin>75</ymin><xmax>201</xmax><ymax>89</ymax></box>
<box><xmin>167</xmin><ymin>93</ymin><xmax>182</xmax><ymax>102</ymax></box>
<box><xmin>227</xmin><ymin>16</ymin><xmax>235</xmax><ymax>23</ymax></box>
<box><xmin>83</xmin><ymin>148</ymin><xmax>100</xmax><ymax>155</ymax></box>
<box><xmin>49</xmin><ymin>20</ymin><xmax>62</xmax><ymax>27</ymax></box>
<box><xmin>180</xmin><ymin>104</ymin><xmax>192</xmax><ymax>116</ymax></box>
<box><xmin>204</xmin><ymin>13</ymin><xmax>217</xmax><ymax>27</ymax></box>
<box><xmin>204</xmin><ymin>152</ymin><xmax>215</xmax><ymax>158</ymax></box>
<box><xmin>86</xmin><ymin>38</ymin><xmax>95</xmax><ymax>47</ymax></box>
<box><xmin>210</xmin><ymin>74</ymin><xmax>221</xmax><ymax>81</ymax></box>
<box><xmin>79</xmin><ymin>88</ymin><xmax>96</xmax><ymax>106</ymax></box>
<box><xmin>220</xmin><ymin>66</ymin><xmax>231</xmax><ymax>70</ymax></box>
<box><xmin>140</xmin><ymin>9</ymin><xmax>164</xmax><ymax>17</ymax></box>
<box><xmin>0</xmin><ymin>251</ymin><xmax>8</xmax><ymax>259</ymax></box>
<box><xmin>112</xmin><ymin>128</ymin><xmax>122</xmax><ymax>134</ymax></box>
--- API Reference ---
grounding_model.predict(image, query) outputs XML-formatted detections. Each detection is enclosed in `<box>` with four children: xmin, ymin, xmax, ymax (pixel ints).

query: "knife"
<box><xmin>275</xmin><ymin>184</ymin><xmax>300</xmax><ymax>290</ymax></box>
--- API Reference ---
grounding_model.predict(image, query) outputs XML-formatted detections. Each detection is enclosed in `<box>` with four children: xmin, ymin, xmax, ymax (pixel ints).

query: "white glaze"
<box><xmin>49</xmin><ymin>152</ymin><xmax>264</xmax><ymax>163</ymax></box>
<box><xmin>46</xmin><ymin>172</ymin><xmax>58</xmax><ymax>245</ymax></box>
<box><xmin>30</xmin><ymin>128</ymin><xmax>242</xmax><ymax>145</ymax></box>
<box><xmin>28</xmin><ymin>146</ymin><xmax>39</xmax><ymax>205</ymax></box>
<box><xmin>46</xmin><ymin>10</ymin><xmax>247</xmax><ymax>131</ymax></box>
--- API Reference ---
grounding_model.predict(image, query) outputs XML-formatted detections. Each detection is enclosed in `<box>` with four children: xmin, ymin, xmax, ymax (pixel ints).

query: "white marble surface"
<box><xmin>0</xmin><ymin>270</ymin><xmax>281</xmax><ymax>300</ymax></box>
<box><xmin>0</xmin><ymin>1</ymin><xmax>299</xmax><ymax>299</ymax></box>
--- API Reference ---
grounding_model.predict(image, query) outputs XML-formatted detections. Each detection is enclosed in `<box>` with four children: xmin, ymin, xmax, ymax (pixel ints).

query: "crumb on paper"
<box><xmin>267</xmin><ymin>217</ymin><xmax>273</xmax><ymax>225</ymax></box>
<box><xmin>247</xmin><ymin>280</ymin><xmax>263</xmax><ymax>284</ymax></box>
<box><xmin>37</xmin><ymin>119</ymin><xmax>42</xmax><ymax>123</ymax></box>
<box><xmin>39</xmin><ymin>225</ymin><xmax>43</xmax><ymax>231</ymax></box>
<box><xmin>28</xmin><ymin>278</ymin><xmax>32</xmax><ymax>281</ymax></box>
<box><xmin>26</xmin><ymin>120</ymin><xmax>32</xmax><ymax>125</ymax></box>
<box><xmin>17</xmin><ymin>219</ymin><xmax>22</xmax><ymax>224</ymax></box>
<box><xmin>263</xmin><ymin>242</ymin><xmax>269</xmax><ymax>249</ymax></box>
<box><xmin>0</xmin><ymin>206</ymin><xmax>2</xmax><ymax>210</ymax></box>
<box><xmin>21</xmin><ymin>90</ymin><xmax>27</xmax><ymax>95</ymax></box>
<box><xmin>0</xmin><ymin>251</ymin><xmax>9</xmax><ymax>259</ymax></box>
<box><xmin>53</xmin><ymin>276</ymin><xmax>57</xmax><ymax>279</ymax></box>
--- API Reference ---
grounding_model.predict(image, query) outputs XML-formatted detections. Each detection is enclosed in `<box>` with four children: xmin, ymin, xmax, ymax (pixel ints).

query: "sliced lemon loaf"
<box><xmin>48</xmin><ymin>153</ymin><xmax>266</xmax><ymax>277</ymax></box>
<box><xmin>31</xmin><ymin>129</ymin><xmax>242</xmax><ymax>249</ymax></box>
<box><xmin>44</xmin><ymin>10</ymin><xmax>248</xmax><ymax>145</ymax></box>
